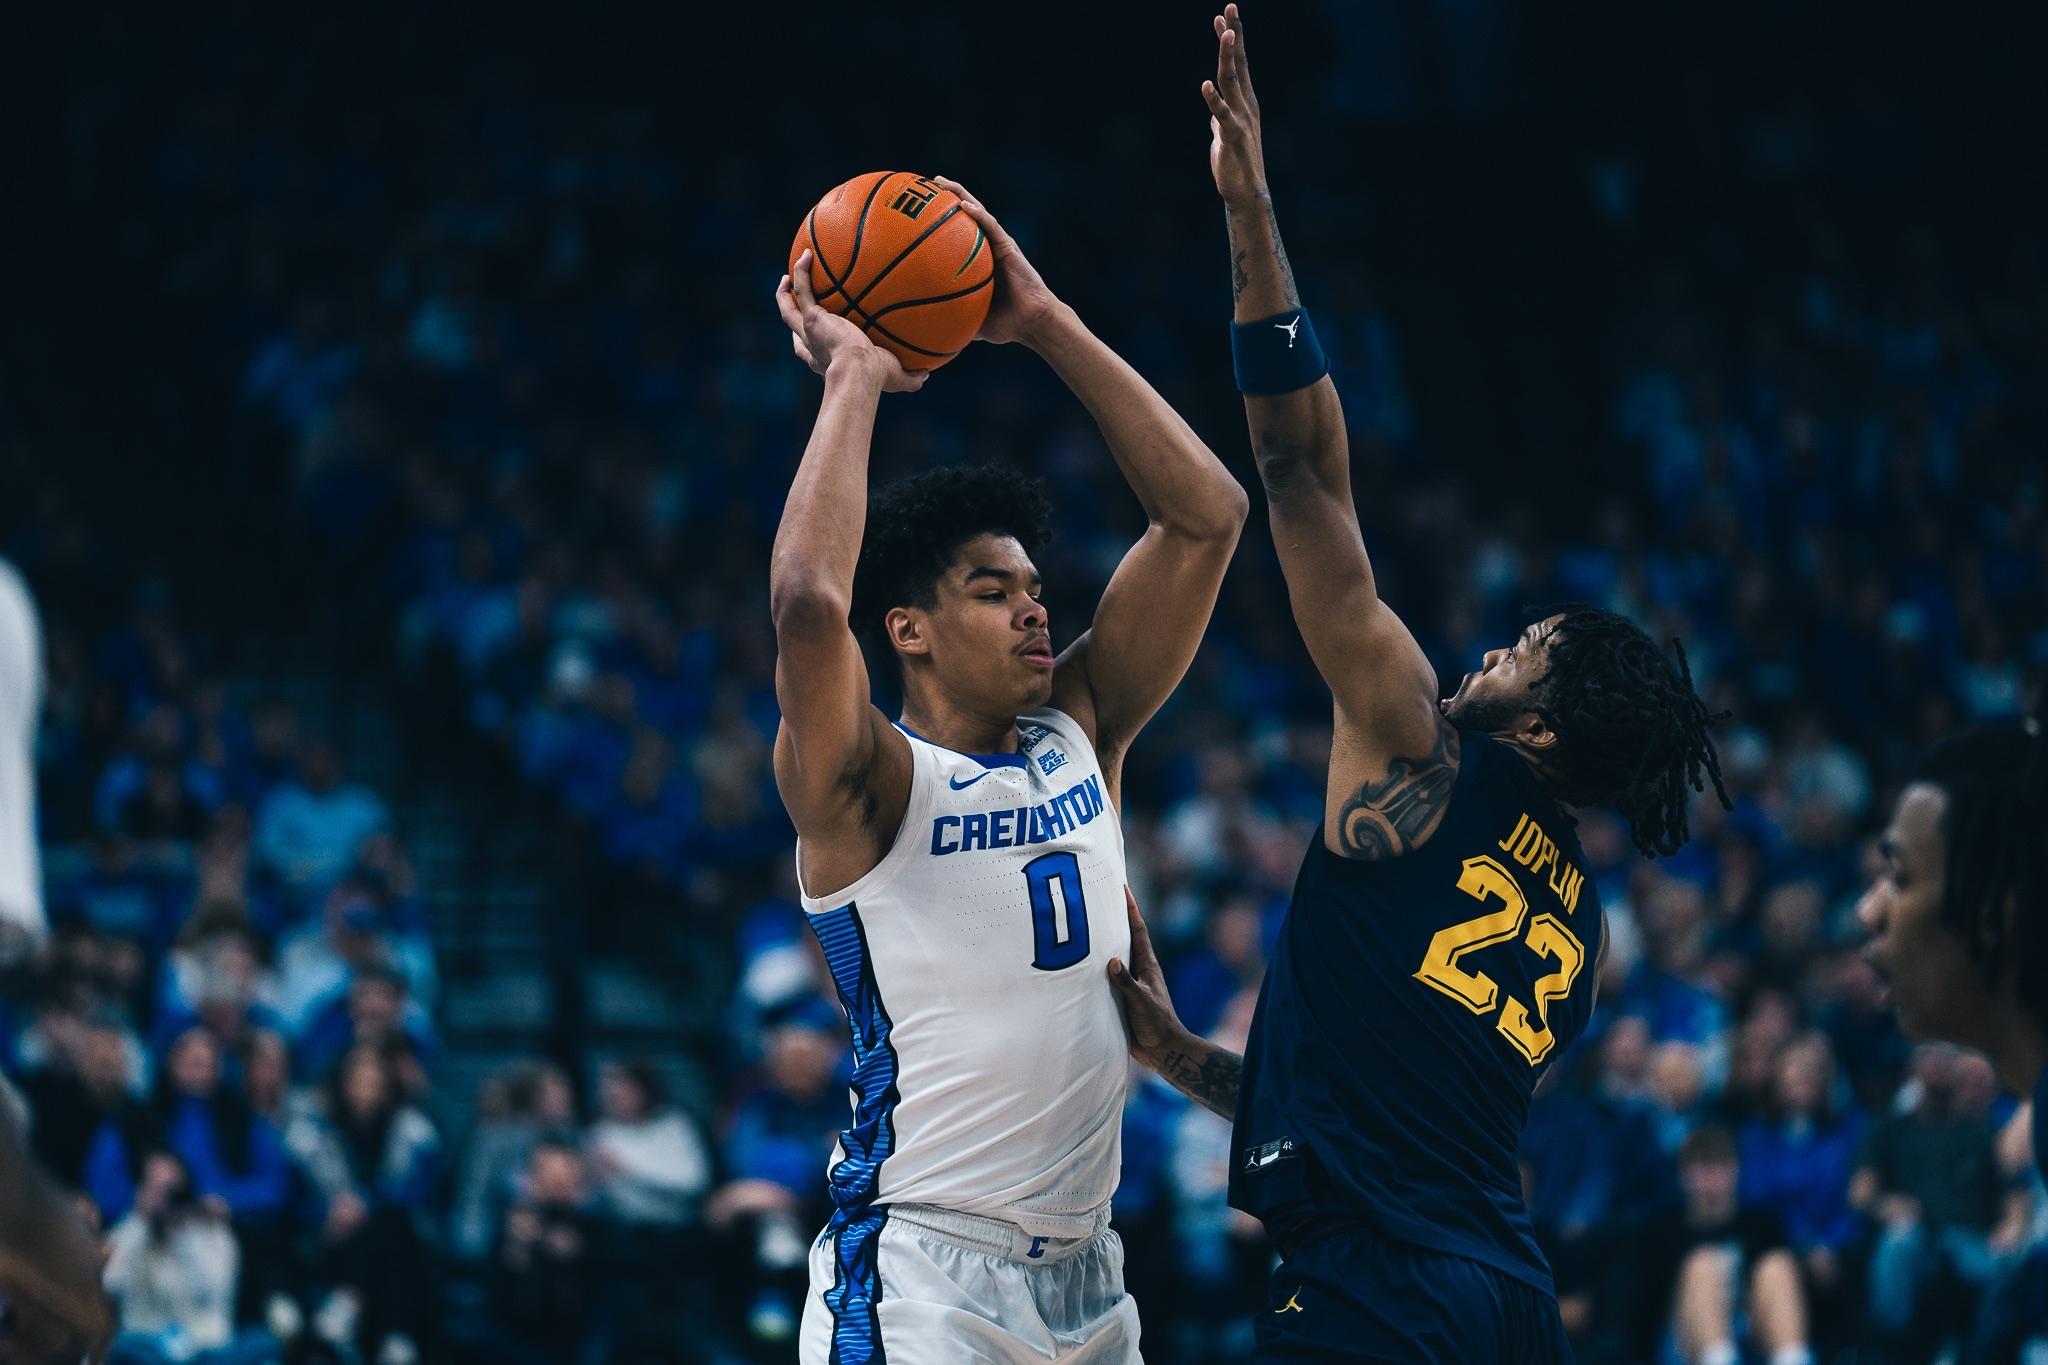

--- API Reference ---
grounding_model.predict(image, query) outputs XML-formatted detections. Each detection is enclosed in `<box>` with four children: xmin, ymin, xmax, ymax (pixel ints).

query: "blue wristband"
<box><xmin>1231</xmin><ymin>308</ymin><xmax>1329</xmax><ymax>395</ymax></box>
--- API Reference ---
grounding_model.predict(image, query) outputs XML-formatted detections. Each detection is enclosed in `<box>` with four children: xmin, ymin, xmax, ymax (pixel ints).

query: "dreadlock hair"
<box><xmin>1908</xmin><ymin>691</ymin><xmax>2048</xmax><ymax>1032</ymax></box>
<box><xmin>1525</xmin><ymin>604</ymin><xmax>1732</xmax><ymax>859</ymax></box>
<box><xmin>851</xmin><ymin>463</ymin><xmax>1054</xmax><ymax>648</ymax></box>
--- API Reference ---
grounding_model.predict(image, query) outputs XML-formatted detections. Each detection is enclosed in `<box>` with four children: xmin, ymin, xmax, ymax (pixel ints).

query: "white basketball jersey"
<box><xmin>798</xmin><ymin>706</ymin><xmax>1132</xmax><ymax>1239</ymax></box>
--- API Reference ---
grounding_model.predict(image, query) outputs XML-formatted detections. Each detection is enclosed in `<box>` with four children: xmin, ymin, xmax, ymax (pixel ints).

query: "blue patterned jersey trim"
<box><xmin>810</xmin><ymin>903</ymin><xmax>899</xmax><ymax>1363</ymax></box>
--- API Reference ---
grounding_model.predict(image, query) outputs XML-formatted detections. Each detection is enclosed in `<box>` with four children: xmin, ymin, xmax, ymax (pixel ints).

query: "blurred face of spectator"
<box><xmin>1773</xmin><ymin>1038</ymin><xmax>1829</xmax><ymax>1119</ymax></box>
<box><xmin>136</xmin><ymin>1152</ymin><xmax>191</xmax><ymax>1221</ymax></box>
<box><xmin>1649</xmin><ymin>1042</ymin><xmax>1704</xmax><ymax>1114</ymax></box>
<box><xmin>528</xmin><ymin>1146</ymin><xmax>586</xmax><ymax>1207</ymax></box>
<box><xmin>887</xmin><ymin>534</ymin><xmax>1054</xmax><ymax>717</ymax></box>
<box><xmin>1440</xmin><ymin>616</ymin><xmax>1561</xmax><ymax>738</ymax></box>
<box><xmin>78</xmin><ymin>1022</ymin><xmax>131</xmax><ymax>1100</ymax></box>
<box><xmin>1857</xmin><ymin>783</ymin><xmax>1982</xmax><ymax>1045</ymax></box>
<box><xmin>168</xmin><ymin>1030</ymin><xmax>222</xmax><ymax>1098</ymax></box>
<box><xmin>340</xmin><ymin>1048</ymin><xmax>392</xmax><ymax>1118</ymax></box>
<box><xmin>253</xmin><ymin>702</ymin><xmax>299</xmax><ymax>762</ymax></box>
<box><xmin>1680</xmin><ymin>1152</ymin><xmax>1739</xmax><ymax>1223</ymax></box>
<box><xmin>1761</xmin><ymin>882</ymin><xmax>1824</xmax><ymax>959</ymax></box>
<box><xmin>102</xmin><ymin>936</ymin><xmax>147</xmax><ymax>999</ymax></box>
<box><xmin>326</xmin><ymin>886</ymin><xmax>386</xmax><ymax>965</ymax></box>
<box><xmin>598</xmin><ymin>1065</ymin><xmax>650</xmax><ymax>1123</ymax></box>
<box><xmin>299</xmin><ymin>741</ymin><xmax>340</xmax><ymax>794</ymax></box>
<box><xmin>244</xmin><ymin>1032</ymin><xmax>289</xmax><ymax>1110</ymax></box>
<box><xmin>535</xmin><ymin>1067</ymin><xmax>575</xmax><ymax>1124</ymax></box>
<box><xmin>349</xmin><ymin>975</ymin><xmax>405</xmax><ymax>1042</ymax></box>
<box><xmin>1207</xmin><ymin>899</ymin><xmax>1262</xmax><ymax>974</ymax></box>
<box><xmin>768</xmin><ymin>1025</ymin><xmax>839</xmax><ymax>1102</ymax></box>
<box><xmin>1599</xmin><ymin>1015</ymin><xmax>1651</xmax><ymax>1093</ymax></box>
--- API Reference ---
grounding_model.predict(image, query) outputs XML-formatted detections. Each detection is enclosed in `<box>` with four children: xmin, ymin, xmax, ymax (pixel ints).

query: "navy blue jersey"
<box><xmin>1229</xmin><ymin>728</ymin><xmax>1606</xmax><ymax>1293</ymax></box>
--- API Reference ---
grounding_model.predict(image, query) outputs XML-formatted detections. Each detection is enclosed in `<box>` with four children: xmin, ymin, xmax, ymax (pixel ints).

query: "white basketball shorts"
<box><xmin>799</xmin><ymin>1203</ymin><xmax>1142</xmax><ymax>1364</ymax></box>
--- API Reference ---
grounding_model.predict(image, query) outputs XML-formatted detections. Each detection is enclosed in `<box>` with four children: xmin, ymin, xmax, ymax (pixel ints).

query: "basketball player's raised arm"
<box><xmin>768</xmin><ymin>260</ymin><xmax>922</xmax><ymax>846</ymax></box>
<box><xmin>1203</xmin><ymin>6</ymin><xmax>1448</xmax><ymax>844</ymax></box>
<box><xmin>932</xmin><ymin>180</ymin><xmax>1249</xmax><ymax>789</ymax></box>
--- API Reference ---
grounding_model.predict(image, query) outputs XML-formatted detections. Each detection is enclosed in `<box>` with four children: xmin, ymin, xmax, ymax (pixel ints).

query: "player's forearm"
<box><xmin>1224</xmin><ymin>193</ymin><xmax>1351</xmax><ymax>504</ymax></box>
<box><xmin>1226</xmin><ymin>191</ymin><xmax>1296</xmax><ymax>323</ymax></box>
<box><xmin>769</xmin><ymin>355</ymin><xmax>886</xmax><ymax>622</ymax></box>
<box><xmin>1148</xmin><ymin>1028</ymin><xmax>1243</xmax><ymax>1121</ymax></box>
<box><xmin>1024</xmin><ymin>305</ymin><xmax>1247</xmax><ymax>543</ymax></box>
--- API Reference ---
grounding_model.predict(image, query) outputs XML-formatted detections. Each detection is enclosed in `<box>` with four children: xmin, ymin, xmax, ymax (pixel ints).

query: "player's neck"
<box><xmin>1986</xmin><ymin>1001</ymin><xmax>2047</xmax><ymax>1097</ymax></box>
<box><xmin>898</xmin><ymin>687</ymin><xmax>1020</xmax><ymax>758</ymax></box>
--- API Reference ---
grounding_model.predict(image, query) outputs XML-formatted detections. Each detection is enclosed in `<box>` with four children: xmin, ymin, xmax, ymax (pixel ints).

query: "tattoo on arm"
<box><xmin>1336</xmin><ymin>724</ymin><xmax>1461</xmax><ymax>861</ymax></box>
<box><xmin>1265</xmin><ymin>202</ymin><xmax>1301</xmax><ymax>309</ymax></box>
<box><xmin>1226</xmin><ymin>198</ymin><xmax>1300</xmax><ymax>310</ymax></box>
<box><xmin>1158</xmin><ymin>1044</ymin><xmax>1242</xmax><ymax>1120</ymax></box>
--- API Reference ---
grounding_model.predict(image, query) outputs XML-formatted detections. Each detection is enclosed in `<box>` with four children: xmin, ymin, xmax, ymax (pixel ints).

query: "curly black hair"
<box><xmin>1909</xmin><ymin>697</ymin><xmax>2048</xmax><ymax>1030</ymax></box>
<box><xmin>851</xmin><ymin>463</ymin><xmax>1054</xmax><ymax>644</ymax></box>
<box><xmin>1527</xmin><ymin>604</ymin><xmax>1732</xmax><ymax>858</ymax></box>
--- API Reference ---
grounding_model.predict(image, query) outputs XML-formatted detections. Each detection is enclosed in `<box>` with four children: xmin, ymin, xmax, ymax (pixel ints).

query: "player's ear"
<box><xmin>1513</xmin><ymin>713</ymin><xmax>1558</xmax><ymax>751</ymax></box>
<box><xmin>887</xmin><ymin>606</ymin><xmax>930</xmax><ymax>657</ymax></box>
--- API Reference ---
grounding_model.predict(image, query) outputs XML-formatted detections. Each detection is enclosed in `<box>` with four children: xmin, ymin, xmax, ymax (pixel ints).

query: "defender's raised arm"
<box><xmin>1205</xmin><ymin>5</ymin><xmax>1448</xmax><ymax>857</ymax></box>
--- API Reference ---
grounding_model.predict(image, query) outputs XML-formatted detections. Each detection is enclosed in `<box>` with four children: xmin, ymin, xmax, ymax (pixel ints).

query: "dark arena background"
<box><xmin>4</xmin><ymin>1</ymin><xmax>2045</xmax><ymax>1362</ymax></box>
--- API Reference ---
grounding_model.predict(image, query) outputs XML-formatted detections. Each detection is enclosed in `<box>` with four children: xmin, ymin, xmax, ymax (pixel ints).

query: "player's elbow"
<box><xmin>769</xmin><ymin>575</ymin><xmax>851</xmax><ymax>639</ymax></box>
<box><xmin>1162</xmin><ymin>475</ymin><xmax>1250</xmax><ymax>546</ymax></box>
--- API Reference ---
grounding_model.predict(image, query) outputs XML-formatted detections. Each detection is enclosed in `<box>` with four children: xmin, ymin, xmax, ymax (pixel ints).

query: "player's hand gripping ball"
<box><xmin>788</xmin><ymin>172</ymin><xmax>994</xmax><ymax>371</ymax></box>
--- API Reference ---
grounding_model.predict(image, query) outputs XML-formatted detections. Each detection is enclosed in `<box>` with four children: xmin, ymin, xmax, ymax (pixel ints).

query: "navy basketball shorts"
<box><xmin>1257</xmin><ymin>1227</ymin><xmax>1573</xmax><ymax>1364</ymax></box>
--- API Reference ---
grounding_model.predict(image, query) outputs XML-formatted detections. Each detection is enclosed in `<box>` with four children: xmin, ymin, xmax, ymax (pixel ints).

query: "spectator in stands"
<box><xmin>287</xmin><ymin>1044</ymin><xmax>439</xmax><ymax>1364</ymax></box>
<box><xmin>488</xmin><ymin>1141</ymin><xmax>599</xmax><ymax>1365</ymax></box>
<box><xmin>253</xmin><ymin>739</ymin><xmax>388</xmax><ymax>898</ymax></box>
<box><xmin>18</xmin><ymin>1001</ymin><xmax>145</xmax><ymax>1190</ymax></box>
<box><xmin>297</xmin><ymin>964</ymin><xmax>435</xmax><ymax>1082</ymax></box>
<box><xmin>1631</xmin><ymin>1125</ymin><xmax>1812</xmax><ymax>1365</ymax></box>
<box><xmin>1738</xmin><ymin>1032</ymin><xmax>1862</xmax><ymax>1302</ymax></box>
<box><xmin>713</xmin><ymin>1001</ymin><xmax>846</xmax><ymax>1343</ymax></box>
<box><xmin>586</xmin><ymin>1058</ymin><xmax>711</xmax><ymax>1231</ymax></box>
<box><xmin>1526</xmin><ymin>1058</ymin><xmax>1676</xmax><ymax>1359</ymax></box>
<box><xmin>1853</xmin><ymin>1044</ymin><xmax>2032</xmax><ymax>1354</ymax></box>
<box><xmin>451</xmin><ymin>1060</ymin><xmax>576</xmax><ymax>1262</ymax></box>
<box><xmin>103</xmin><ymin>1150</ymin><xmax>278</xmax><ymax>1365</ymax></box>
<box><xmin>87</xmin><ymin>1027</ymin><xmax>290</xmax><ymax>1230</ymax></box>
<box><xmin>154</xmin><ymin>905</ymin><xmax>285</xmax><ymax>1056</ymax></box>
<box><xmin>277</xmin><ymin>877</ymin><xmax>425</xmax><ymax>1034</ymax></box>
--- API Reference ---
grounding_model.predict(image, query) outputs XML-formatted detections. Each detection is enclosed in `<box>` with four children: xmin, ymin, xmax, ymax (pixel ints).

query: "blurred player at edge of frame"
<box><xmin>1108</xmin><ymin>8</ymin><xmax>1737</xmax><ymax>1362</ymax></box>
<box><xmin>1855</xmin><ymin>694</ymin><xmax>2048</xmax><ymax>1188</ymax></box>
<box><xmin>770</xmin><ymin>179</ymin><xmax>1248</xmax><ymax>1361</ymax></box>
<box><xmin>0</xmin><ymin>558</ymin><xmax>117</xmax><ymax>1363</ymax></box>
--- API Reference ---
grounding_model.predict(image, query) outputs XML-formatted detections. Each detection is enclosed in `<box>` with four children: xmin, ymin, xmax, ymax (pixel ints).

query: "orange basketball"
<box><xmin>789</xmin><ymin>171</ymin><xmax>994</xmax><ymax>371</ymax></box>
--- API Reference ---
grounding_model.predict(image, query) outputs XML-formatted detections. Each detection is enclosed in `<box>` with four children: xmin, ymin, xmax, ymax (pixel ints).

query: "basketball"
<box><xmin>789</xmin><ymin>171</ymin><xmax>994</xmax><ymax>371</ymax></box>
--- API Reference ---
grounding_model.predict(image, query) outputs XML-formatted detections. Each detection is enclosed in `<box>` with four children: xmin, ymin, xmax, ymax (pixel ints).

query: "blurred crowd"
<box><xmin>8</xmin><ymin>3</ymin><xmax>2047</xmax><ymax>1363</ymax></box>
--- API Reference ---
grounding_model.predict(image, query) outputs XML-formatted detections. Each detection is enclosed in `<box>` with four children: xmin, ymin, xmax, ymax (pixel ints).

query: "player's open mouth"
<box><xmin>1020</xmin><ymin>640</ymin><xmax>1054</xmax><ymax>667</ymax></box>
<box><xmin>1862</xmin><ymin>946</ymin><xmax>1892</xmax><ymax>1004</ymax></box>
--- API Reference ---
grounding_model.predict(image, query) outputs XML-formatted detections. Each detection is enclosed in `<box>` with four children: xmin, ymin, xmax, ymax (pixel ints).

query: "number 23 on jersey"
<box><xmin>1413</xmin><ymin>828</ymin><xmax>1588</xmax><ymax>1066</ymax></box>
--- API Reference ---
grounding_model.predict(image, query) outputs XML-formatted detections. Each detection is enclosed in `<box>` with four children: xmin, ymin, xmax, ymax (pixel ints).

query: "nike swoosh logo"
<box><xmin>948</xmin><ymin>772</ymin><xmax>990</xmax><ymax>790</ymax></box>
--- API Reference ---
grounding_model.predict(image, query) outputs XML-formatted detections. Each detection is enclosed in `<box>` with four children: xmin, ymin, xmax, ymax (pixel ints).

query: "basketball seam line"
<box><xmin>812</xmin><ymin>172</ymin><xmax>892</xmax><ymax>309</ymax></box>
<box><xmin>864</xmin><ymin>271</ymin><xmax>994</xmax><ymax>324</ymax></box>
<box><xmin>854</xmin><ymin>309</ymin><xmax>955</xmax><ymax>359</ymax></box>
<box><xmin>844</xmin><ymin>201</ymin><xmax>967</xmax><ymax>313</ymax></box>
<box><xmin>954</xmin><ymin>229</ymin><xmax>986</xmax><ymax>279</ymax></box>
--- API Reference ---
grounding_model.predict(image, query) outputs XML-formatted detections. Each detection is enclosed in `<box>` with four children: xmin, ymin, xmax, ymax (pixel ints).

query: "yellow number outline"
<box><xmin>1413</xmin><ymin>856</ymin><xmax>1528</xmax><ymax>1014</ymax></box>
<box><xmin>1413</xmin><ymin>857</ymin><xmax>1589</xmax><ymax>1066</ymax></box>
<box><xmin>1496</xmin><ymin>913</ymin><xmax>1586</xmax><ymax>1064</ymax></box>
